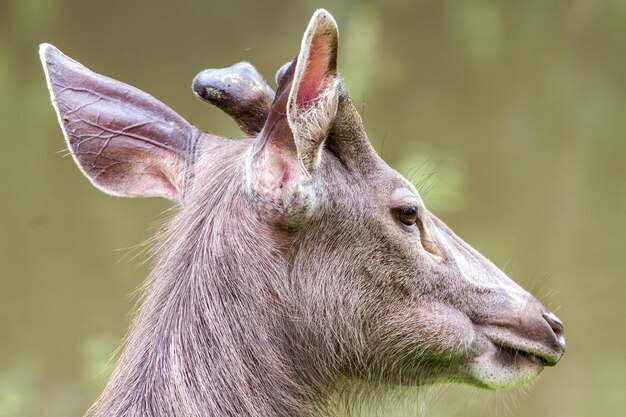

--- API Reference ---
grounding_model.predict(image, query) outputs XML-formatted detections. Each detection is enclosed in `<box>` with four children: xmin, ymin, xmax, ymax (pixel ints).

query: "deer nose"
<box><xmin>543</xmin><ymin>311</ymin><xmax>566</xmax><ymax>352</ymax></box>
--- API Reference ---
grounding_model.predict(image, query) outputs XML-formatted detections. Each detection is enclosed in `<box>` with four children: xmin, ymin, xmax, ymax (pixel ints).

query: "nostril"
<box><xmin>543</xmin><ymin>311</ymin><xmax>566</xmax><ymax>349</ymax></box>
<box><xmin>543</xmin><ymin>312</ymin><xmax>564</xmax><ymax>334</ymax></box>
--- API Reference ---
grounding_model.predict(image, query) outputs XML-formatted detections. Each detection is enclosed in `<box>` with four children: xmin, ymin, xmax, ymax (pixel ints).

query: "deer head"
<box><xmin>40</xmin><ymin>9</ymin><xmax>565</xmax><ymax>417</ymax></box>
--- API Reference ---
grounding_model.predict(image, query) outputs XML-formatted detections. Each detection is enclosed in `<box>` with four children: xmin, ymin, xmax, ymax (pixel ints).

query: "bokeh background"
<box><xmin>1</xmin><ymin>0</ymin><xmax>625</xmax><ymax>416</ymax></box>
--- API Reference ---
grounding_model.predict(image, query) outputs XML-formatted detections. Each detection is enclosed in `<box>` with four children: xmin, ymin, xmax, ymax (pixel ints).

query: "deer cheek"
<box><xmin>392</xmin><ymin>302</ymin><xmax>475</xmax><ymax>357</ymax></box>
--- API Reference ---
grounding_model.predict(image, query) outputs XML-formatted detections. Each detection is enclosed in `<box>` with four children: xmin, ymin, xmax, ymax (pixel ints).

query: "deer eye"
<box><xmin>399</xmin><ymin>206</ymin><xmax>419</xmax><ymax>226</ymax></box>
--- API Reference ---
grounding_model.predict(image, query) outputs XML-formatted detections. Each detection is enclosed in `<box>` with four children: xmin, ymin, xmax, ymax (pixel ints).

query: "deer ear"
<box><xmin>251</xmin><ymin>10</ymin><xmax>340</xmax><ymax>201</ymax></box>
<box><xmin>287</xmin><ymin>9</ymin><xmax>339</xmax><ymax>173</ymax></box>
<box><xmin>40</xmin><ymin>44</ymin><xmax>200</xmax><ymax>201</ymax></box>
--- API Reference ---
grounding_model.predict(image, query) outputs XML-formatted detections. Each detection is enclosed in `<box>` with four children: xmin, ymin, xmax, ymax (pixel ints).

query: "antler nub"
<box><xmin>192</xmin><ymin>62</ymin><xmax>274</xmax><ymax>136</ymax></box>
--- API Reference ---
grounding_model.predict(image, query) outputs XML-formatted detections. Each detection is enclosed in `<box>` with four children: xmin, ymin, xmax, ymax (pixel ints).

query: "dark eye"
<box><xmin>399</xmin><ymin>206</ymin><xmax>419</xmax><ymax>226</ymax></box>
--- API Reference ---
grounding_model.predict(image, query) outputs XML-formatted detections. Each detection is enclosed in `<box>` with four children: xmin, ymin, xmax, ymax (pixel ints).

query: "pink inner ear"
<box><xmin>296</xmin><ymin>37</ymin><xmax>332</xmax><ymax>107</ymax></box>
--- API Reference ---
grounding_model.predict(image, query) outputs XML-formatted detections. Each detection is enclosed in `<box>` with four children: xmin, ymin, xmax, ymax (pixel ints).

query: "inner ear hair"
<box><xmin>288</xmin><ymin>77</ymin><xmax>341</xmax><ymax>173</ymax></box>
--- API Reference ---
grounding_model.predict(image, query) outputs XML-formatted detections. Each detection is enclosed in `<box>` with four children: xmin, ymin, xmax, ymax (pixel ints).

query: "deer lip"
<box><xmin>494</xmin><ymin>343</ymin><xmax>552</xmax><ymax>367</ymax></box>
<box><xmin>478</xmin><ymin>324</ymin><xmax>565</xmax><ymax>368</ymax></box>
<box><xmin>490</xmin><ymin>340</ymin><xmax>561</xmax><ymax>368</ymax></box>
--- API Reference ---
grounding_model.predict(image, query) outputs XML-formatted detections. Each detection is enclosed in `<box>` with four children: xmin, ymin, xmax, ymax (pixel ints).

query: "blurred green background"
<box><xmin>1</xmin><ymin>0</ymin><xmax>625</xmax><ymax>416</ymax></box>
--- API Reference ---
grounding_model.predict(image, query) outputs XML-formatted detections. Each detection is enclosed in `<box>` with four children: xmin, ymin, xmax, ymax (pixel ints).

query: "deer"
<box><xmin>39</xmin><ymin>9</ymin><xmax>565</xmax><ymax>417</ymax></box>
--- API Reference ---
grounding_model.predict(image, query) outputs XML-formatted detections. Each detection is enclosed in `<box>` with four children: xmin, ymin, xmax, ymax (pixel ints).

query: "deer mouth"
<box><xmin>466</xmin><ymin>332</ymin><xmax>564</xmax><ymax>390</ymax></box>
<box><xmin>492</xmin><ymin>342</ymin><xmax>559</xmax><ymax>368</ymax></box>
<box><xmin>484</xmin><ymin>323</ymin><xmax>565</xmax><ymax>368</ymax></box>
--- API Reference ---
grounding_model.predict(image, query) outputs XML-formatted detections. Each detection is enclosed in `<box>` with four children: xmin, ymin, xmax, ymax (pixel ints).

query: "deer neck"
<box><xmin>88</xmin><ymin>148</ymin><xmax>326</xmax><ymax>417</ymax></box>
